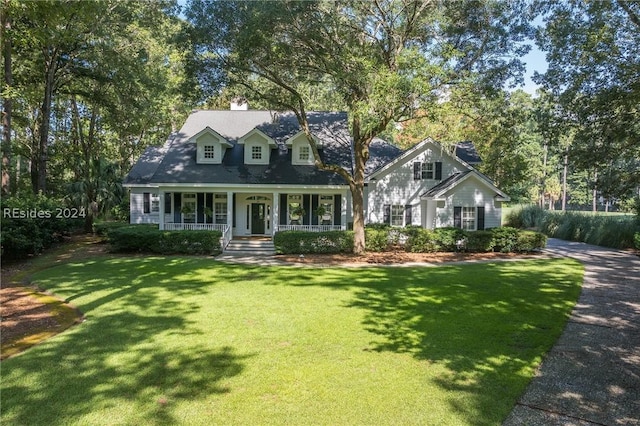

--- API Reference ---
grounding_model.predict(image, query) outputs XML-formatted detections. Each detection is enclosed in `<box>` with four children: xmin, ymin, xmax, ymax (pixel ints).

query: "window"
<box><xmin>319</xmin><ymin>195</ymin><xmax>333</xmax><ymax>224</ymax></box>
<box><xmin>151</xmin><ymin>195</ymin><xmax>160</xmax><ymax>213</ymax></box>
<box><xmin>288</xmin><ymin>195</ymin><xmax>303</xmax><ymax>224</ymax></box>
<box><xmin>251</xmin><ymin>145</ymin><xmax>262</xmax><ymax>160</ymax></box>
<box><xmin>214</xmin><ymin>194</ymin><xmax>227</xmax><ymax>224</ymax></box>
<box><xmin>182</xmin><ymin>193</ymin><xmax>196</xmax><ymax>223</ymax></box>
<box><xmin>299</xmin><ymin>146</ymin><xmax>310</xmax><ymax>161</ymax></box>
<box><xmin>391</xmin><ymin>205</ymin><xmax>404</xmax><ymax>226</ymax></box>
<box><xmin>422</xmin><ymin>162</ymin><xmax>434</xmax><ymax>179</ymax></box>
<box><xmin>462</xmin><ymin>207</ymin><xmax>475</xmax><ymax>230</ymax></box>
<box><xmin>143</xmin><ymin>193</ymin><xmax>159</xmax><ymax>214</ymax></box>
<box><xmin>413</xmin><ymin>161</ymin><xmax>442</xmax><ymax>180</ymax></box>
<box><xmin>203</xmin><ymin>145</ymin><xmax>215</xmax><ymax>159</ymax></box>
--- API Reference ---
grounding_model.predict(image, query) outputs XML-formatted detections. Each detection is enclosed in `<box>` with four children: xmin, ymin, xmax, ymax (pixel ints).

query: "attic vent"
<box><xmin>230</xmin><ymin>97</ymin><xmax>248</xmax><ymax>110</ymax></box>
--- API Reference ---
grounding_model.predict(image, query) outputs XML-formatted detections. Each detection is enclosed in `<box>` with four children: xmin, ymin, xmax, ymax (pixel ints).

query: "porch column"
<box><xmin>158</xmin><ymin>191</ymin><xmax>165</xmax><ymax>230</ymax></box>
<box><xmin>341</xmin><ymin>191</ymin><xmax>347</xmax><ymax>230</ymax></box>
<box><xmin>226</xmin><ymin>191</ymin><xmax>233</xmax><ymax>228</ymax></box>
<box><xmin>272</xmin><ymin>191</ymin><xmax>279</xmax><ymax>233</ymax></box>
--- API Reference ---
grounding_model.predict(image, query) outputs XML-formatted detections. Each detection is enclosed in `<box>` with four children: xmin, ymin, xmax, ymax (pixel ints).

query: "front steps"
<box><xmin>224</xmin><ymin>237</ymin><xmax>275</xmax><ymax>255</ymax></box>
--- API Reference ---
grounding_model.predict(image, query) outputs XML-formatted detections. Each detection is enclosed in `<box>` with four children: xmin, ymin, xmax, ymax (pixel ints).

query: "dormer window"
<box><xmin>299</xmin><ymin>146</ymin><xmax>310</xmax><ymax>161</ymax></box>
<box><xmin>238</xmin><ymin>128</ymin><xmax>276</xmax><ymax>165</ymax></box>
<box><xmin>193</xmin><ymin>127</ymin><xmax>232</xmax><ymax>164</ymax></box>
<box><xmin>203</xmin><ymin>145</ymin><xmax>215</xmax><ymax>160</ymax></box>
<box><xmin>251</xmin><ymin>146</ymin><xmax>262</xmax><ymax>160</ymax></box>
<box><xmin>287</xmin><ymin>131</ymin><xmax>321</xmax><ymax>165</ymax></box>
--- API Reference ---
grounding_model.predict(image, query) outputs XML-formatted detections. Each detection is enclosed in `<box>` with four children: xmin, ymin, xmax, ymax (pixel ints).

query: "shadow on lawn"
<box><xmin>2</xmin><ymin>257</ymin><xmax>253</xmax><ymax>425</ymax></box>
<box><xmin>264</xmin><ymin>259</ymin><xmax>583</xmax><ymax>423</ymax></box>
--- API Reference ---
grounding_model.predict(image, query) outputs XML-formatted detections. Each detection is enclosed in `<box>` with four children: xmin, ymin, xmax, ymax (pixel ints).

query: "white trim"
<box><xmin>421</xmin><ymin>171</ymin><xmax>510</xmax><ymax>201</ymax></box>
<box><xmin>190</xmin><ymin>126</ymin><xmax>232</xmax><ymax>147</ymax></box>
<box><xmin>237</xmin><ymin>128</ymin><xmax>277</xmax><ymax>146</ymax></box>
<box><xmin>284</xmin><ymin>131</ymin><xmax>323</xmax><ymax>148</ymax></box>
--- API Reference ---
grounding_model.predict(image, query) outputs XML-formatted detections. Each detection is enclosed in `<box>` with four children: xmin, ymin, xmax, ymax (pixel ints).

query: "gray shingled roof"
<box><xmin>421</xmin><ymin>171</ymin><xmax>472</xmax><ymax>197</ymax></box>
<box><xmin>124</xmin><ymin>110</ymin><xmax>403</xmax><ymax>186</ymax></box>
<box><xmin>454</xmin><ymin>141</ymin><xmax>482</xmax><ymax>164</ymax></box>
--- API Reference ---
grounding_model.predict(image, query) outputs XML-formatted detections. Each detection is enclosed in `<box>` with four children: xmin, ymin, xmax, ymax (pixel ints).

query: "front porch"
<box><xmin>149</xmin><ymin>189</ymin><xmax>348</xmax><ymax>243</ymax></box>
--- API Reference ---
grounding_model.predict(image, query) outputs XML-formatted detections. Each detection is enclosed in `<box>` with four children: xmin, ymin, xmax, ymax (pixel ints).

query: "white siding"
<box><xmin>129</xmin><ymin>189</ymin><xmax>160</xmax><ymax>224</ymax></box>
<box><xmin>243</xmin><ymin>133</ymin><xmax>271</xmax><ymax>165</ymax></box>
<box><xmin>435</xmin><ymin>176</ymin><xmax>501</xmax><ymax>229</ymax></box>
<box><xmin>367</xmin><ymin>144</ymin><xmax>466</xmax><ymax>226</ymax></box>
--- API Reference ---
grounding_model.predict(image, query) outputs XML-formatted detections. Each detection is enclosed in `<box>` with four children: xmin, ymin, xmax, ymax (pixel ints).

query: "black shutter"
<box><xmin>435</xmin><ymin>162</ymin><xmax>442</xmax><ymax>180</ymax></box>
<box><xmin>311</xmin><ymin>194</ymin><xmax>319</xmax><ymax>225</ymax></box>
<box><xmin>404</xmin><ymin>204</ymin><xmax>412</xmax><ymax>226</ymax></box>
<box><xmin>164</xmin><ymin>193</ymin><xmax>172</xmax><ymax>214</ymax></box>
<box><xmin>334</xmin><ymin>194</ymin><xmax>341</xmax><ymax>225</ymax></box>
<box><xmin>454</xmin><ymin>206</ymin><xmax>462</xmax><ymax>228</ymax></box>
<box><xmin>197</xmin><ymin>193</ymin><xmax>205</xmax><ymax>223</ymax></box>
<box><xmin>383</xmin><ymin>204</ymin><xmax>391</xmax><ymax>224</ymax></box>
<box><xmin>280</xmin><ymin>194</ymin><xmax>288</xmax><ymax>225</ymax></box>
<box><xmin>232</xmin><ymin>193</ymin><xmax>237</xmax><ymax>227</ymax></box>
<box><xmin>206</xmin><ymin>193</ymin><xmax>213</xmax><ymax>223</ymax></box>
<box><xmin>477</xmin><ymin>207</ymin><xmax>485</xmax><ymax>230</ymax></box>
<box><xmin>174</xmin><ymin>193</ymin><xmax>182</xmax><ymax>223</ymax></box>
<box><xmin>143</xmin><ymin>193</ymin><xmax>150</xmax><ymax>214</ymax></box>
<box><xmin>413</xmin><ymin>162</ymin><xmax>421</xmax><ymax>180</ymax></box>
<box><xmin>303</xmin><ymin>194</ymin><xmax>311</xmax><ymax>225</ymax></box>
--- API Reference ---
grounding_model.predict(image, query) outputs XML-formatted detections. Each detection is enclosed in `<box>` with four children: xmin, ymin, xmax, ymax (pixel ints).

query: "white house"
<box><xmin>123</xmin><ymin>108</ymin><xmax>509</xmax><ymax>250</ymax></box>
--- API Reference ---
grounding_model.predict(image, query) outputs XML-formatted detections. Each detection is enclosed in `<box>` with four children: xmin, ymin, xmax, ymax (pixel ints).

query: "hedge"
<box><xmin>106</xmin><ymin>225</ymin><xmax>222</xmax><ymax>255</ymax></box>
<box><xmin>273</xmin><ymin>230</ymin><xmax>354</xmax><ymax>254</ymax></box>
<box><xmin>275</xmin><ymin>227</ymin><xmax>546</xmax><ymax>255</ymax></box>
<box><xmin>506</xmin><ymin>205</ymin><xmax>640</xmax><ymax>249</ymax></box>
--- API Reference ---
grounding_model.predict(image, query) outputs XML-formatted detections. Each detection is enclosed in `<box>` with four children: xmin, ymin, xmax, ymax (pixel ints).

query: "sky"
<box><xmin>520</xmin><ymin>44</ymin><xmax>549</xmax><ymax>95</ymax></box>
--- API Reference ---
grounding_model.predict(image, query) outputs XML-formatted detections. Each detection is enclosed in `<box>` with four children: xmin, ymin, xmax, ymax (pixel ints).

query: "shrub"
<box><xmin>273</xmin><ymin>230</ymin><xmax>354</xmax><ymax>254</ymax></box>
<box><xmin>464</xmin><ymin>231</ymin><xmax>495</xmax><ymax>252</ymax></box>
<box><xmin>405</xmin><ymin>228</ymin><xmax>438</xmax><ymax>253</ymax></box>
<box><xmin>93</xmin><ymin>221</ymin><xmax>129</xmax><ymax>236</ymax></box>
<box><xmin>516</xmin><ymin>231</ymin><xmax>547</xmax><ymax>252</ymax></box>
<box><xmin>432</xmin><ymin>227</ymin><xmax>466</xmax><ymax>251</ymax></box>
<box><xmin>634</xmin><ymin>233</ymin><xmax>640</xmax><ymax>251</ymax></box>
<box><xmin>490</xmin><ymin>227</ymin><xmax>520</xmax><ymax>253</ymax></box>
<box><xmin>505</xmin><ymin>205</ymin><xmax>546</xmax><ymax>229</ymax></box>
<box><xmin>107</xmin><ymin>225</ymin><xmax>222</xmax><ymax>255</ymax></box>
<box><xmin>365</xmin><ymin>228</ymin><xmax>389</xmax><ymax>252</ymax></box>
<box><xmin>1</xmin><ymin>194</ymin><xmax>83</xmax><ymax>259</ymax></box>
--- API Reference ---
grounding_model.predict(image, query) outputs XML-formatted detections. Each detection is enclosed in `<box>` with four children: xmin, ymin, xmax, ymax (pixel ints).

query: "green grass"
<box><xmin>1</xmin><ymin>257</ymin><xmax>583</xmax><ymax>425</ymax></box>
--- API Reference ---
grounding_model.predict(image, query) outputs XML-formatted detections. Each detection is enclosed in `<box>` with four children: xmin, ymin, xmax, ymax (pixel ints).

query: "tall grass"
<box><xmin>506</xmin><ymin>205</ymin><xmax>640</xmax><ymax>249</ymax></box>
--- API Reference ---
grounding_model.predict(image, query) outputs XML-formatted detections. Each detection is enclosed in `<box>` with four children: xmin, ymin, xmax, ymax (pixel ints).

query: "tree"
<box><xmin>535</xmin><ymin>0</ymin><xmax>640</xmax><ymax>205</ymax></box>
<box><xmin>186</xmin><ymin>0</ymin><xmax>532</xmax><ymax>253</ymax></box>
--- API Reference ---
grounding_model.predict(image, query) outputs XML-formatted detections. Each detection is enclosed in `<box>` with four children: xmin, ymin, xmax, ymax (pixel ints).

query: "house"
<box><xmin>123</xmin><ymin>105</ymin><xmax>509</xmax><ymax>249</ymax></box>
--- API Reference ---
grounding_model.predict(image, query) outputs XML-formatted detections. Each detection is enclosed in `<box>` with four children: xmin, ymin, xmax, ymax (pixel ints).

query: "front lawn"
<box><xmin>1</xmin><ymin>257</ymin><xmax>583</xmax><ymax>425</ymax></box>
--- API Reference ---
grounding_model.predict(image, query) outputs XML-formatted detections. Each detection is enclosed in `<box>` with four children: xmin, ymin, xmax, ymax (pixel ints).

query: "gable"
<box><xmin>239</xmin><ymin>129</ymin><xmax>276</xmax><ymax>165</ymax></box>
<box><xmin>193</xmin><ymin>127</ymin><xmax>232</xmax><ymax>165</ymax></box>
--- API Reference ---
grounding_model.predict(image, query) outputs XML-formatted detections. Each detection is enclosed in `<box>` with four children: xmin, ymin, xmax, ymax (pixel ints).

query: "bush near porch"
<box><xmin>106</xmin><ymin>224</ymin><xmax>222</xmax><ymax>255</ymax></box>
<box><xmin>274</xmin><ymin>227</ymin><xmax>546</xmax><ymax>255</ymax></box>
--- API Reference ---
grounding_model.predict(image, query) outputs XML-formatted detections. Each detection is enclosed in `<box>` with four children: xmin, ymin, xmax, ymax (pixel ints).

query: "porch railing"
<box><xmin>160</xmin><ymin>223</ymin><xmax>232</xmax><ymax>250</ymax></box>
<box><xmin>162</xmin><ymin>223</ymin><xmax>228</xmax><ymax>231</ymax></box>
<box><xmin>276</xmin><ymin>225</ymin><xmax>345</xmax><ymax>232</ymax></box>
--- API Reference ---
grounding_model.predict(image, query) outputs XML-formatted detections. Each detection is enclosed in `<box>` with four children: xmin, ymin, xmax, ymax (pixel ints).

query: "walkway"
<box><xmin>504</xmin><ymin>239</ymin><xmax>640</xmax><ymax>426</ymax></box>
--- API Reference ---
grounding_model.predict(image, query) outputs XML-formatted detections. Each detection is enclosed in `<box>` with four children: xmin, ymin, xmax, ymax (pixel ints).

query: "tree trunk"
<box><xmin>592</xmin><ymin>169</ymin><xmax>598</xmax><ymax>212</ymax></box>
<box><xmin>1</xmin><ymin>2</ymin><xmax>12</xmax><ymax>195</ymax></box>
<box><xmin>35</xmin><ymin>49</ymin><xmax>57</xmax><ymax>193</ymax></box>
<box><xmin>561</xmin><ymin>147</ymin><xmax>568</xmax><ymax>211</ymax></box>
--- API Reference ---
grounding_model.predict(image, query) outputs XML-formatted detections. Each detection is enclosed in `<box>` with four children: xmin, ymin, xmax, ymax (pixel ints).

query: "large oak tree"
<box><xmin>186</xmin><ymin>0</ymin><xmax>532</xmax><ymax>253</ymax></box>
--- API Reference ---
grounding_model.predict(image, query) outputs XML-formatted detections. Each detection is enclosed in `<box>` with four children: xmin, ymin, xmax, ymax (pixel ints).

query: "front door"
<box><xmin>251</xmin><ymin>203</ymin><xmax>265</xmax><ymax>234</ymax></box>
